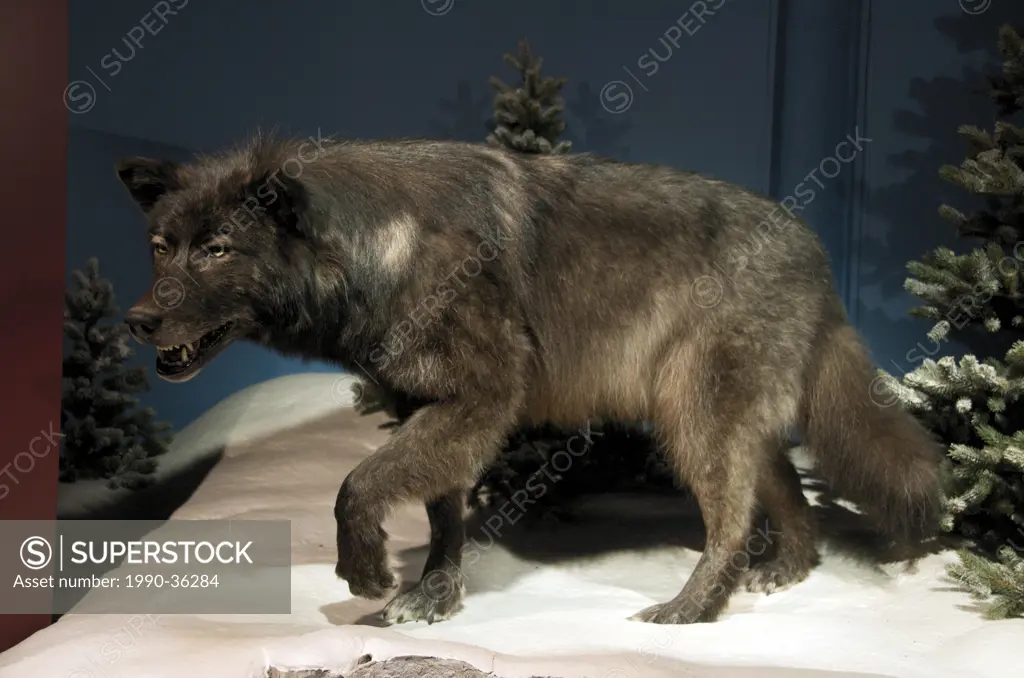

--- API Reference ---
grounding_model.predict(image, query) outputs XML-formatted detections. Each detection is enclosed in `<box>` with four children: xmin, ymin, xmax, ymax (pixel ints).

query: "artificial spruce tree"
<box><xmin>486</xmin><ymin>39</ymin><xmax>572</xmax><ymax>154</ymax></box>
<box><xmin>877</xmin><ymin>25</ymin><xmax>1024</xmax><ymax>618</ymax></box>
<box><xmin>61</xmin><ymin>258</ymin><xmax>172</xmax><ymax>489</ymax></box>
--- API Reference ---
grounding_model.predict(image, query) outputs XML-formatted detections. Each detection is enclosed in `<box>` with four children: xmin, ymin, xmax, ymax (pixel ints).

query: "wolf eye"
<box><xmin>153</xmin><ymin>243</ymin><xmax>168</xmax><ymax>256</ymax></box>
<box><xmin>207</xmin><ymin>244</ymin><xmax>229</xmax><ymax>258</ymax></box>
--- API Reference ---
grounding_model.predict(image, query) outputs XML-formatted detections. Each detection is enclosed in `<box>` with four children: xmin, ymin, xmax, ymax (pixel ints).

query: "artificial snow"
<box><xmin>4</xmin><ymin>373</ymin><xmax>1019</xmax><ymax>678</ymax></box>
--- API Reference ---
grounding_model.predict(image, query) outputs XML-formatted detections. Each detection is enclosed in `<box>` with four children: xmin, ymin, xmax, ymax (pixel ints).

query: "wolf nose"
<box><xmin>125</xmin><ymin>309</ymin><xmax>162</xmax><ymax>343</ymax></box>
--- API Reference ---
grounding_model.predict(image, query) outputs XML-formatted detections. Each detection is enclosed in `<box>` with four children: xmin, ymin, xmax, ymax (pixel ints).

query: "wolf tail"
<box><xmin>801</xmin><ymin>308</ymin><xmax>944</xmax><ymax>545</ymax></box>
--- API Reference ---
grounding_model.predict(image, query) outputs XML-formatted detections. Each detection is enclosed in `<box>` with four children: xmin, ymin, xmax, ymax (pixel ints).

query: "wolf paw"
<box><xmin>335</xmin><ymin>522</ymin><xmax>396</xmax><ymax>600</ymax></box>
<box><xmin>336</xmin><ymin>552</ymin><xmax>396</xmax><ymax>600</ymax></box>
<box><xmin>741</xmin><ymin>557</ymin><xmax>813</xmax><ymax>594</ymax></box>
<box><xmin>382</xmin><ymin>570</ymin><xmax>465</xmax><ymax>625</ymax></box>
<box><xmin>351</xmin><ymin>381</ymin><xmax>387</xmax><ymax>415</ymax></box>
<box><xmin>629</xmin><ymin>600</ymin><xmax>705</xmax><ymax>625</ymax></box>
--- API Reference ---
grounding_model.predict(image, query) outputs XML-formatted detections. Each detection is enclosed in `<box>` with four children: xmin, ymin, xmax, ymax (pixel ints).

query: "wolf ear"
<box><xmin>243</xmin><ymin>171</ymin><xmax>312</xmax><ymax>237</ymax></box>
<box><xmin>116</xmin><ymin>157</ymin><xmax>181</xmax><ymax>213</ymax></box>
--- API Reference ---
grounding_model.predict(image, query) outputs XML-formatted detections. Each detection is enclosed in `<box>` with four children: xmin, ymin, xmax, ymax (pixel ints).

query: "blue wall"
<box><xmin>67</xmin><ymin>0</ymin><xmax>777</xmax><ymax>184</ymax></box>
<box><xmin>854</xmin><ymin>1</ymin><xmax>1015</xmax><ymax>377</ymax></box>
<box><xmin>65</xmin><ymin>0</ymin><xmax>1024</xmax><ymax>430</ymax></box>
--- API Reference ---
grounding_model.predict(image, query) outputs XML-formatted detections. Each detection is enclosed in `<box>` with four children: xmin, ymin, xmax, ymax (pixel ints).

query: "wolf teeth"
<box><xmin>158</xmin><ymin>343</ymin><xmax>197</xmax><ymax>354</ymax></box>
<box><xmin>181</xmin><ymin>347</ymin><xmax>188</xmax><ymax>361</ymax></box>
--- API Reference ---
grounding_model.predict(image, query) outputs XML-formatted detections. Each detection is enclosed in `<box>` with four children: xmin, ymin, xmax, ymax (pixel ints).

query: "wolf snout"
<box><xmin>125</xmin><ymin>308</ymin><xmax>163</xmax><ymax>343</ymax></box>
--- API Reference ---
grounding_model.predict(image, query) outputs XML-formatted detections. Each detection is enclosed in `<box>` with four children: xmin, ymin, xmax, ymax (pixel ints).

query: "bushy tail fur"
<box><xmin>802</xmin><ymin>312</ymin><xmax>944</xmax><ymax>546</ymax></box>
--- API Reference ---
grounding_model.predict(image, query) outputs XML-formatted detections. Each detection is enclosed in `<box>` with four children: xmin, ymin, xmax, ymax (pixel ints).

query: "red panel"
<box><xmin>0</xmin><ymin>0</ymin><xmax>68</xmax><ymax>652</ymax></box>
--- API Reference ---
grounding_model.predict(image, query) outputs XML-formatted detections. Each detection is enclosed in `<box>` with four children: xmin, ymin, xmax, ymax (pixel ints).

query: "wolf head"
<box><xmin>117</xmin><ymin>133</ymin><xmax>331</xmax><ymax>382</ymax></box>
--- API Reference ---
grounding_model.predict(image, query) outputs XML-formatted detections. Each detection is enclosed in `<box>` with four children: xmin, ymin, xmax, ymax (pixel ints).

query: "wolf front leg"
<box><xmin>334</xmin><ymin>395</ymin><xmax>521</xmax><ymax>602</ymax></box>
<box><xmin>382</xmin><ymin>489</ymin><xmax>467</xmax><ymax>624</ymax></box>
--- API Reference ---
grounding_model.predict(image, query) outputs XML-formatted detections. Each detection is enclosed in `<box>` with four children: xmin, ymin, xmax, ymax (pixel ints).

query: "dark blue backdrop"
<box><xmin>65</xmin><ymin>0</ymin><xmax>1024</xmax><ymax>431</ymax></box>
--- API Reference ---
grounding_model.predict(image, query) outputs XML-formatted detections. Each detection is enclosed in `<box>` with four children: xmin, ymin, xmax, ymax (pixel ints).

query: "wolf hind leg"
<box><xmin>742</xmin><ymin>445</ymin><xmax>820</xmax><ymax>594</ymax></box>
<box><xmin>630</xmin><ymin>340</ymin><xmax>772</xmax><ymax>624</ymax></box>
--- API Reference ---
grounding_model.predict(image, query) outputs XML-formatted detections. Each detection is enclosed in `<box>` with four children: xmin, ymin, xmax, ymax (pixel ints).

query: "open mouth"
<box><xmin>155</xmin><ymin>322</ymin><xmax>235</xmax><ymax>382</ymax></box>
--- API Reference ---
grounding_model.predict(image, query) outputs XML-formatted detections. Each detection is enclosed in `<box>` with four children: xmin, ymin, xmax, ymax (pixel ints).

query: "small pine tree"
<box><xmin>61</xmin><ymin>258</ymin><xmax>172</xmax><ymax>489</ymax></box>
<box><xmin>878</xmin><ymin>25</ymin><xmax>1024</xmax><ymax>617</ymax></box>
<box><xmin>486</xmin><ymin>39</ymin><xmax>572</xmax><ymax>154</ymax></box>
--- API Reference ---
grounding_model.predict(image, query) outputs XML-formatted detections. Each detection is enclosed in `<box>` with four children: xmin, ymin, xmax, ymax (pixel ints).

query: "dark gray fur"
<box><xmin>118</xmin><ymin>133</ymin><xmax>943</xmax><ymax>625</ymax></box>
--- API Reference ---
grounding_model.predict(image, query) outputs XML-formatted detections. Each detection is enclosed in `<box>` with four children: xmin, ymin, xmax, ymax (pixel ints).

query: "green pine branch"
<box><xmin>881</xmin><ymin>345</ymin><xmax>1024</xmax><ymax>549</ymax></box>
<box><xmin>947</xmin><ymin>546</ymin><xmax>1024</xmax><ymax>619</ymax></box>
<box><xmin>990</xmin><ymin>25</ymin><xmax>1024</xmax><ymax>117</ymax></box>
<box><xmin>904</xmin><ymin>245</ymin><xmax>1022</xmax><ymax>333</ymax></box>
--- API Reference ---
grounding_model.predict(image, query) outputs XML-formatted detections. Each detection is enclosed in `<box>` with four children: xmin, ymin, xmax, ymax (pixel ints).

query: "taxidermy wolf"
<box><xmin>118</xmin><ymin>131</ymin><xmax>942</xmax><ymax>625</ymax></box>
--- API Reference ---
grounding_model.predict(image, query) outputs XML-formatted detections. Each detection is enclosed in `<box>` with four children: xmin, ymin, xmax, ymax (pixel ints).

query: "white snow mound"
<box><xmin>5</xmin><ymin>373</ymin><xmax>1019</xmax><ymax>678</ymax></box>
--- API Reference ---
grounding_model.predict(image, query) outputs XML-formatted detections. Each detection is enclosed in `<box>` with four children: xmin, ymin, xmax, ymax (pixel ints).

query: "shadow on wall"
<box><xmin>566</xmin><ymin>82</ymin><xmax>633</xmax><ymax>159</ymax></box>
<box><xmin>65</xmin><ymin>128</ymin><xmax>339</xmax><ymax>433</ymax></box>
<box><xmin>429</xmin><ymin>80</ymin><xmax>492</xmax><ymax>142</ymax></box>
<box><xmin>860</xmin><ymin>8</ymin><xmax>1014</xmax><ymax>376</ymax></box>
